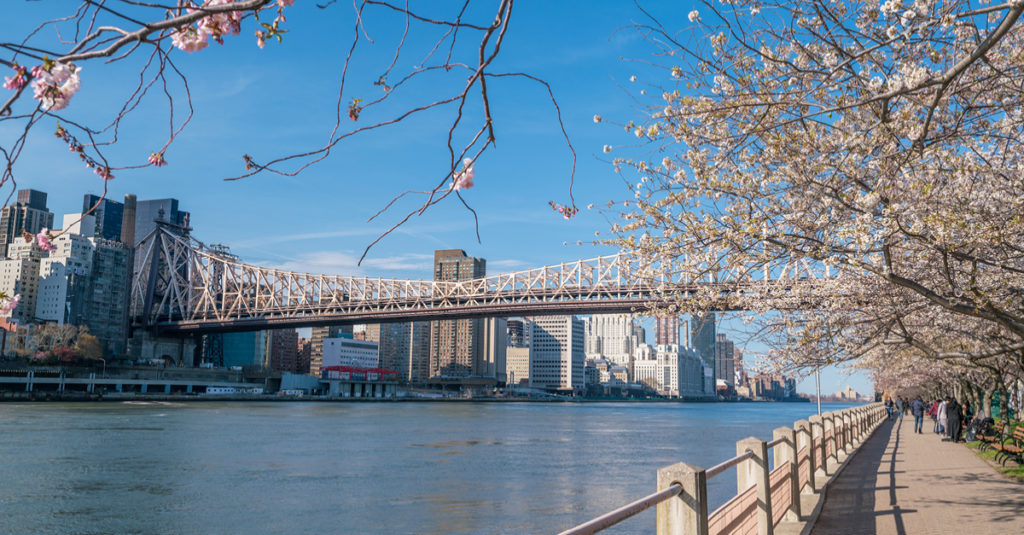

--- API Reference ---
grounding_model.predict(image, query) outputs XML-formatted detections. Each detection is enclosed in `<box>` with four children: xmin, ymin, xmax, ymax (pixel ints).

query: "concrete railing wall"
<box><xmin>558</xmin><ymin>403</ymin><xmax>888</xmax><ymax>535</ymax></box>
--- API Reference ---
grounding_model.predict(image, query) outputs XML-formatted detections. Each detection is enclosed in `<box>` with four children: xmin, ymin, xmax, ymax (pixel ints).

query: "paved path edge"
<box><xmin>776</xmin><ymin>418</ymin><xmax>887</xmax><ymax>535</ymax></box>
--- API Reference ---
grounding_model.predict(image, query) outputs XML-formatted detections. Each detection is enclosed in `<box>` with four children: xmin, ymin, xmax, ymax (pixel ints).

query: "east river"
<box><xmin>0</xmin><ymin>400</ymin><xmax>860</xmax><ymax>534</ymax></box>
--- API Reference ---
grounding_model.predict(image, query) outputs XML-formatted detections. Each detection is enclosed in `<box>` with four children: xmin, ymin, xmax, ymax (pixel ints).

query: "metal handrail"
<box><xmin>706</xmin><ymin>449</ymin><xmax>754</xmax><ymax>480</ymax></box>
<box><xmin>767</xmin><ymin>436</ymin><xmax>787</xmax><ymax>448</ymax></box>
<box><xmin>557</xmin><ymin>484</ymin><xmax>682</xmax><ymax>535</ymax></box>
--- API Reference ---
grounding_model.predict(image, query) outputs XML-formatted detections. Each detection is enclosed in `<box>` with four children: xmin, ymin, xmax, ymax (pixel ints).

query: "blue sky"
<box><xmin>3</xmin><ymin>1</ymin><xmax>871</xmax><ymax>396</ymax></box>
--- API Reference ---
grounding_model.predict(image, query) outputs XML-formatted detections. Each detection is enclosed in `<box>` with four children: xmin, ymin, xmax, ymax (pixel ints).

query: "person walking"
<box><xmin>937</xmin><ymin>398</ymin><xmax>948</xmax><ymax>438</ymax></box>
<box><xmin>946</xmin><ymin>397</ymin><xmax>964</xmax><ymax>442</ymax></box>
<box><xmin>895</xmin><ymin>396</ymin><xmax>906</xmax><ymax>421</ymax></box>
<box><xmin>885</xmin><ymin>396</ymin><xmax>894</xmax><ymax>420</ymax></box>
<box><xmin>910</xmin><ymin>396</ymin><xmax>926</xmax><ymax>434</ymax></box>
<box><xmin>929</xmin><ymin>399</ymin><xmax>941</xmax><ymax>433</ymax></box>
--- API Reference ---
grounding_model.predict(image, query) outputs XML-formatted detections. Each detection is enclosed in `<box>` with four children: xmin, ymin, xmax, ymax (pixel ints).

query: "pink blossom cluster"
<box><xmin>172</xmin><ymin>0</ymin><xmax>245</xmax><ymax>53</ymax></box>
<box><xmin>452</xmin><ymin>158</ymin><xmax>475</xmax><ymax>190</ymax></box>
<box><xmin>549</xmin><ymin>201</ymin><xmax>578</xmax><ymax>220</ymax></box>
<box><xmin>2</xmin><ymin>65</ymin><xmax>28</xmax><ymax>91</ymax></box>
<box><xmin>0</xmin><ymin>293</ymin><xmax>20</xmax><ymax>315</ymax></box>
<box><xmin>36</xmin><ymin>228</ymin><xmax>56</xmax><ymax>251</ymax></box>
<box><xmin>30</xmin><ymin>62</ymin><xmax>81</xmax><ymax>111</ymax></box>
<box><xmin>148</xmin><ymin>152</ymin><xmax>168</xmax><ymax>167</ymax></box>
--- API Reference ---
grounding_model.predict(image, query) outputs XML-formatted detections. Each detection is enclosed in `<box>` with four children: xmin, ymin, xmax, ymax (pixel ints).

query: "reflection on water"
<box><xmin>0</xmin><ymin>401</ymin><xmax>858</xmax><ymax>534</ymax></box>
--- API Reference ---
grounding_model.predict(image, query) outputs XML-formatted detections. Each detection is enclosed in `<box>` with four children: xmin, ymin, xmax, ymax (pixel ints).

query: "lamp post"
<box><xmin>815</xmin><ymin>366</ymin><xmax>822</xmax><ymax>416</ymax></box>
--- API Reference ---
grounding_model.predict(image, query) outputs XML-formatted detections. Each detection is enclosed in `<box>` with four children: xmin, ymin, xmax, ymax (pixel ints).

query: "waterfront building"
<box><xmin>632</xmin><ymin>344</ymin><xmax>706</xmax><ymax>398</ymax></box>
<box><xmin>222</xmin><ymin>331</ymin><xmax>268</xmax><ymax>368</ymax></box>
<box><xmin>528</xmin><ymin>315</ymin><xmax>585</xmax><ymax>394</ymax></box>
<box><xmin>82</xmin><ymin>194</ymin><xmax>124</xmax><ymax>242</ymax></box>
<box><xmin>133</xmin><ymin>198</ymin><xmax>190</xmax><ymax>245</ymax></box>
<box><xmin>0</xmin><ymin>240</ymin><xmax>41</xmax><ymax>325</ymax></box>
<box><xmin>506</xmin><ymin>347</ymin><xmax>530</xmax><ymax>386</ymax></box>
<box><xmin>0</xmin><ymin>189</ymin><xmax>55</xmax><ymax>258</ymax></box>
<box><xmin>267</xmin><ymin>329</ymin><xmax>300</xmax><ymax>373</ymax></box>
<box><xmin>429</xmin><ymin>249</ymin><xmax>486</xmax><ymax>381</ymax></box>
<box><xmin>715</xmin><ymin>333</ymin><xmax>736</xmax><ymax>388</ymax></box>
<box><xmin>30</xmin><ymin>214</ymin><xmax>131</xmax><ymax>355</ymax></box>
<box><xmin>322</xmin><ymin>337</ymin><xmax>379</xmax><ymax>369</ymax></box>
<box><xmin>310</xmin><ymin>325</ymin><xmax>352</xmax><ymax>376</ymax></box>
<box><xmin>583</xmin><ymin>314</ymin><xmax>640</xmax><ymax>374</ymax></box>
<box><xmin>690</xmin><ymin>313</ymin><xmax>716</xmax><ymax>377</ymax></box>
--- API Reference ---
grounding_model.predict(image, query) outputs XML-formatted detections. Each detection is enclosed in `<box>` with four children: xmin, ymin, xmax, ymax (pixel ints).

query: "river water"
<box><xmin>0</xmin><ymin>401</ymin><xmax>859</xmax><ymax>534</ymax></box>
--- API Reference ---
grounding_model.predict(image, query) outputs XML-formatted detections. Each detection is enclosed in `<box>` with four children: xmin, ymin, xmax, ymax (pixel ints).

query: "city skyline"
<box><xmin>2</xmin><ymin>1</ymin><xmax>870</xmax><ymax>396</ymax></box>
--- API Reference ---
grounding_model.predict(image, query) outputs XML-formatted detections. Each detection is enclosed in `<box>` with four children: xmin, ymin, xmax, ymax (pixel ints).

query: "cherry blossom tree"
<box><xmin>606</xmin><ymin>0</ymin><xmax>1024</xmax><ymax>370</ymax></box>
<box><xmin>0</xmin><ymin>0</ymin><xmax>577</xmax><ymax>267</ymax></box>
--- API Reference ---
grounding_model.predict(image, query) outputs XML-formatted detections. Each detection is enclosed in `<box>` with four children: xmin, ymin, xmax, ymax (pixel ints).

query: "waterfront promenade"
<box><xmin>811</xmin><ymin>417</ymin><xmax>1024</xmax><ymax>534</ymax></box>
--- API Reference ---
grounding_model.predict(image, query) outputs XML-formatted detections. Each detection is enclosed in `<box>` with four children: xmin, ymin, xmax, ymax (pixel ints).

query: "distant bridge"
<box><xmin>130</xmin><ymin>226</ymin><xmax>835</xmax><ymax>334</ymax></box>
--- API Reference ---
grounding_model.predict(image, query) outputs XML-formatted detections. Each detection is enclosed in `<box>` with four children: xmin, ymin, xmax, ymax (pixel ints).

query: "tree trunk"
<box><xmin>983</xmin><ymin>387</ymin><xmax>995</xmax><ymax>419</ymax></box>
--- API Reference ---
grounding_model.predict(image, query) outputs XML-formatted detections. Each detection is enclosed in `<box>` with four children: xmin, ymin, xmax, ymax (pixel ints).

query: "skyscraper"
<box><xmin>655</xmin><ymin>315</ymin><xmax>681</xmax><ymax>346</ymax></box>
<box><xmin>82</xmin><ymin>194</ymin><xmax>124</xmax><ymax>242</ymax></box>
<box><xmin>690</xmin><ymin>313</ymin><xmax>716</xmax><ymax>374</ymax></box>
<box><xmin>429</xmin><ymin>249</ymin><xmax>485</xmax><ymax>381</ymax></box>
<box><xmin>267</xmin><ymin>329</ymin><xmax>300</xmax><ymax>372</ymax></box>
<box><xmin>0</xmin><ymin>189</ymin><xmax>54</xmax><ymax>257</ymax></box>
<box><xmin>715</xmin><ymin>333</ymin><xmax>736</xmax><ymax>387</ymax></box>
<box><xmin>133</xmin><ymin>198</ymin><xmax>190</xmax><ymax>245</ymax></box>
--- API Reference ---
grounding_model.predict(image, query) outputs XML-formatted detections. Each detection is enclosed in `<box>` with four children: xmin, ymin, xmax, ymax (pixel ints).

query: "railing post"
<box><xmin>656</xmin><ymin>462</ymin><xmax>709</xmax><ymax>535</ymax></box>
<box><xmin>794</xmin><ymin>419</ymin><xmax>815</xmax><ymax>493</ymax></box>
<box><xmin>823</xmin><ymin>412</ymin><xmax>837</xmax><ymax>466</ymax></box>
<box><xmin>737</xmin><ymin>437</ymin><xmax>773</xmax><ymax>535</ymax></box>
<box><xmin>843</xmin><ymin>412</ymin><xmax>854</xmax><ymax>453</ymax></box>
<box><xmin>809</xmin><ymin>414</ymin><xmax>826</xmax><ymax>478</ymax></box>
<box><xmin>772</xmin><ymin>427</ymin><xmax>801</xmax><ymax>521</ymax></box>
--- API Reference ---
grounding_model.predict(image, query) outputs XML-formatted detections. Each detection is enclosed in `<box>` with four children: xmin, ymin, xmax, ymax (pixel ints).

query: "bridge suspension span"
<box><xmin>130</xmin><ymin>226</ymin><xmax>836</xmax><ymax>334</ymax></box>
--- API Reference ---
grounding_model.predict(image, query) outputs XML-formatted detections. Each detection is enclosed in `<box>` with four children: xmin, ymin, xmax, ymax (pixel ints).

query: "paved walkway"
<box><xmin>812</xmin><ymin>415</ymin><xmax>1024</xmax><ymax>534</ymax></box>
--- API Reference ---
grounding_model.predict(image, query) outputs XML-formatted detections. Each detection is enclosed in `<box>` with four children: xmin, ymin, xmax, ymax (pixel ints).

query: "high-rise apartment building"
<box><xmin>529</xmin><ymin>315</ymin><xmax>585</xmax><ymax>393</ymax></box>
<box><xmin>655</xmin><ymin>316</ymin><xmax>681</xmax><ymax>346</ymax></box>
<box><xmin>296</xmin><ymin>337</ymin><xmax>312</xmax><ymax>374</ymax></box>
<box><xmin>429</xmin><ymin>249</ymin><xmax>485</xmax><ymax>381</ymax></box>
<box><xmin>82</xmin><ymin>194</ymin><xmax>124</xmax><ymax>242</ymax></box>
<box><xmin>31</xmin><ymin>213</ymin><xmax>131</xmax><ymax>355</ymax></box>
<box><xmin>690</xmin><ymin>313</ymin><xmax>716</xmax><ymax>374</ymax></box>
<box><xmin>364</xmin><ymin>321</ymin><xmax>430</xmax><ymax>381</ymax></box>
<box><xmin>714</xmin><ymin>333</ymin><xmax>736</xmax><ymax>387</ymax></box>
<box><xmin>133</xmin><ymin>198</ymin><xmax>190</xmax><ymax>245</ymax></box>
<box><xmin>0</xmin><ymin>237</ymin><xmax>42</xmax><ymax>325</ymax></box>
<box><xmin>481</xmin><ymin>317</ymin><xmax>507</xmax><ymax>383</ymax></box>
<box><xmin>0</xmin><ymin>189</ymin><xmax>54</xmax><ymax>257</ymax></box>
<box><xmin>267</xmin><ymin>329</ymin><xmax>300</xmax><ymax>372</ymax></box>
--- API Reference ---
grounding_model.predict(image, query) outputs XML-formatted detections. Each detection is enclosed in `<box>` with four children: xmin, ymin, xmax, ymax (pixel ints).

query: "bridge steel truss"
<box><xmin>131</xmin><ymin>226</ymin><xmax>835</xmax><ymax>334</ymax></box>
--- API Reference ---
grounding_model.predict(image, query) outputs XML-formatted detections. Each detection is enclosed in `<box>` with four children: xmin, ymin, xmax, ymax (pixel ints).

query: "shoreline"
<box><xmin>0</xmin><ymin>391</ymin><xmax>816</xmax><ymax>404</ymax></box>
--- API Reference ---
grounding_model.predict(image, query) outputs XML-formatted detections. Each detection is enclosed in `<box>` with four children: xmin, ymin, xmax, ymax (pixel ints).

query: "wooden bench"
<box><xmin>992</xmin><ymin>426</ymin><xmax>1024</xmax><ymax>466</ymax></box>
<box><xmin>977</xmin><ymin>421</ymin><xmax>1006</xmax><ymax>451</ymax></box>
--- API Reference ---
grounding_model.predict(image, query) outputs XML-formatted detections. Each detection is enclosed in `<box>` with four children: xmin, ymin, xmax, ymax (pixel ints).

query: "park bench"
<box><xmin>977</xmin><ymin>421</ymin><xmax>1005</xmax><ymax>451</ymax></box>
<box><xmin>992</xmin><ymin>425</ymin><xmax>1024</xmax><ymax>466</ymax></box>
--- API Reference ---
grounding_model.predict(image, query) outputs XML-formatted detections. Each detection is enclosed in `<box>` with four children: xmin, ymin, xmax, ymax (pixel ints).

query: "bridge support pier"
<box><xmin>129</xmin><ymin>331</ymin><xmax>197</xmax><ymax>367</ymax></box>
